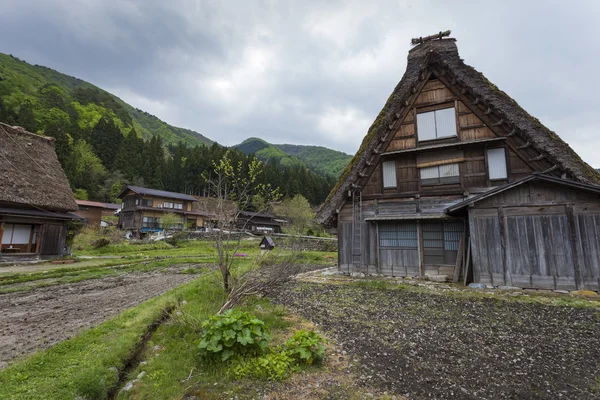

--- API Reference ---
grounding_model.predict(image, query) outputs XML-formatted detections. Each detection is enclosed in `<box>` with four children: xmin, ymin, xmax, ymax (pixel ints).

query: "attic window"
<box><xmin>420</xmin><ymin>163</ymin><xmax>460</xmax><ymax>186</ymax></box>
<box><xmin>382</xmin><ymin>160</ymin><xmax>397</xmax><ymax>188</ymax></box>
<box><xmin>486</xmin><ymin>148</ymin><xmax>508</xmax><ymax>180</ymax></box>
<box><xmin>417</xmin><ymin>107</ymin><xmax>457</xmax><ymax>141</ymax></box>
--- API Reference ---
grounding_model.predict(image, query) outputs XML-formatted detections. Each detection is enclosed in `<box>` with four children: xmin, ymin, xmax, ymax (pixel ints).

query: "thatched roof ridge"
<box><xmin>0</xmin><ymin>123</ymin><xmax>77</xmax><ymax>212</ymax></box>
<box><xmin>316</xmin><ymin>38</ymin><xmax>600</xmax><ymax>226</ymax></box>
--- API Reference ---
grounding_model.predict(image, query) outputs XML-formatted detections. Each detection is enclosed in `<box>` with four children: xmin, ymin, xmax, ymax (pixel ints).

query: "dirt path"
<box><xmin>272</xmin><ymin>282</ymin><xmax>600</xmax><ymax>400</ymax></box>
<box><xmin>0</xmin><ymin>271</ymin><xmax>196</xmax><ymax>369</ymax></box>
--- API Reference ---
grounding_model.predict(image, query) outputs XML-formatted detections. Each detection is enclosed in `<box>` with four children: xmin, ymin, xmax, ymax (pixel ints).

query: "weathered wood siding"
<box><xmin>469</xmin><ymin>181</ymin><xmax>600</xmax><ymax>290</ymax></box>
<box><xmin>364</xmin><ymin>78</ymin><xmax>536</xmax><ymax>199</ymax></box>
<box><xmin>40</xmin><ymin>223</ymin><xmax>67</xmax><ymax>256</ymax></box>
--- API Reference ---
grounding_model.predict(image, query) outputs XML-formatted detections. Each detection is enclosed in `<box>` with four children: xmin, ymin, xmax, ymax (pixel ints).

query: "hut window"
<box><xmin>141</xmin><ymin>198</ymin><xmax>153</xmax><ymax>207</ymax></box>
<box><xmin>382</xmin><ymin>160</ymin><xmax>397</xmax><ymax>188</ymax></box>
<box><xmin>164</xmin><ymin>201</ymin><xmax>174</xmax><ymax>209</ymax></box>
<box><xmin>416</xmin><ymin>107</ymin><xmax>457</xmax><ymax>141</ymax></box>
<box><xmin>1</xmin><ymin>224</ymin><xmax>40</xmax><ymax>253</ymax></box>
<box><xmin>174</xmin><ymin>203</ymin><xmax>183</xmax><ymax>210</ymax></box>
<box><xmin>379</xmin><ymin>222</ymin><xmax>418</xmax><ymax>248</ymax></box>
<box><xmin>487</xmin><ymin>148</ymin><xmax>508</xmax><ymax>180</ymax></box>
<box><xmin>420</xmin><ymin>163</ymin><xmax>460</xmax><ymax>186</ymax></box>
<box><xmin>422</xmin><ymin>221</ymin><xmax>463</xmax><ymax>264</ymax></box>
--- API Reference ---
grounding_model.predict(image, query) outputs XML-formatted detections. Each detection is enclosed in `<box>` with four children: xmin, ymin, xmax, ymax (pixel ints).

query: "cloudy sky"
<box><xmin>1</xmin><ymin>0</ymin><xmax>598</xmax><ymax>166</ymax></box>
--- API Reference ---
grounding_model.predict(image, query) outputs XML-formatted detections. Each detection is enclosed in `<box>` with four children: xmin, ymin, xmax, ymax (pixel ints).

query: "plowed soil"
<box><xmin>0</xmin><ymin>271</ymin><xmax>196</xmax><ymax>369</ymax></box>
<box><xmin>272</xmin><ymin>282</ymin><xmax>600</xmax><ymax>400</ymax></box>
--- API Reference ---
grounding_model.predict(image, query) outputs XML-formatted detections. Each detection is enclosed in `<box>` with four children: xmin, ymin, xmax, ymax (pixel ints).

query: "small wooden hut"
<box><xmin>259</xmin><ymin>236</ymin><xmax>275</xmax><ymax>251</ymax></box>
<box><xmin>0</xmin><ymin>123</ymin><xmax>80</xmax><ymax>261</ymax></box>
<box><xmin>316</xmin><ymin>33</ymin><xmax>600</xmax><ymax>291</ymax></box>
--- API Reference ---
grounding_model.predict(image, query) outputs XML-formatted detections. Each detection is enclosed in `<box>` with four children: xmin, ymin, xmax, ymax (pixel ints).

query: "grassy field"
<box><xmin>0</xmin><ymin>236</ymin><xmax>340</xmax><ymax>399</ymax></box>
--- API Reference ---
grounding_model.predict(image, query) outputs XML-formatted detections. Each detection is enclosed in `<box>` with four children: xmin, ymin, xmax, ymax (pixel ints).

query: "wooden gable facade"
<box><xmin>319</xmin><ymin>35</ymin><xmax>600</xmax><ymax>290</ymax></box>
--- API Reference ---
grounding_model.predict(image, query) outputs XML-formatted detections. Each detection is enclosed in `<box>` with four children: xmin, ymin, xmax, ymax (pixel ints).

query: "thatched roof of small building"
<box><xmin>0</xmin><ymin>123</ymin><xmax>77</xmax><ymax>212</ymax></box>
<box><xmin>316</xmin><ymin>37</ymin><xmax>600</xmax><ymax>226</ymax></box>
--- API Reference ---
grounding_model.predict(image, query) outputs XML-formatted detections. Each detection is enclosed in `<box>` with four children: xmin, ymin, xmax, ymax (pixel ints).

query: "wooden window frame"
<box><xmin>382</xmin><ymin>160</ymin><xmax>397</xmax><ymax>189</ymax></box>
<box><xmin>416</xmin><ymin>105</ymin><xmax>458</xmax><ymax>143</ymax></box>
<box><xmin>486</xmin><ymin>147</ymin><xmax>509</xmax><ymax>182</ymax></box>
<box><xmin>419</xmin><ymin>163</ymin><xmax>460</xmax><ymax>186</ymax></box>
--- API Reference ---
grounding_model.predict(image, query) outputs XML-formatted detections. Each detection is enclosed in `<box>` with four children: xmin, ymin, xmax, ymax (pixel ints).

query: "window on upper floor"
<box><xmin>174</xmin><ymin>203</ymin><xmax>183</xmax><ymax>210</ymax></box>
<box><xmin>487</xmin><ymin>148</ymin><xmax>508</xmax><ymax>180</ymax></box>
<box><xmin>416</xmin><ymin>107</ymin><xmax>457</xmax><ymax>141</ymax></box>
<box><xmin>382</xmin><ymin>160</ymin><xmax>397</xmax><ymax>188</ymax></box>
<box><xmin>141</xmin><ymin>198</ymin><xmax>153</xmax><ymax>207</ymax></box>
<box><xmin>164</xmin><ymin>201</ymin><xmax>174</xmax><ymax>209</ymax></box>
<box><xmin>420</xmin><ymin>163</ymin><xmax>460</xmax><ymax>186</ymax></box>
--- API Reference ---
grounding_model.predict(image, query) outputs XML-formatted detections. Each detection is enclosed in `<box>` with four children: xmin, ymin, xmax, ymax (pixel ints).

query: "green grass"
<box><xmin>0</xmin><ymin>238</ymin><xmax>337</xmax><ymax>399</ymax></box>
<box><xmin>0</xmin><ymin>277</ymin><xmax>208</xmax><ymax>400</ymax></box>
<box><xmin>0</xmin><ymin>258</ymin><xmax>208</xmax><ymax>294</ymax></box>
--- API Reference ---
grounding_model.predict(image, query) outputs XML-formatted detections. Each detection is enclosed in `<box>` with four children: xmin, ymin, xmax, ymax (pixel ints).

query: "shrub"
<box><xmin>231</xmin><ymin>351</ymin><xmax>296</xmax><ymax>380</ymax></box>
<box><xmin>284</xmin><ymin>330</ymin><xmax>327</xmax><ymax>365</ymax></box>
<box><xmin>198</xmin><ymin>310</ymin><xmax>271</xmax><ymax>361</ymax></box>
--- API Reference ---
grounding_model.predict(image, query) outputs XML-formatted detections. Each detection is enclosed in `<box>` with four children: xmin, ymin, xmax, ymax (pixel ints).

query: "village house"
<box><xmin>74</xmin><ymin>200</ymin><xmax>120</xmax><ymax>227</ymax></box>
<box><xmin>316</xmin><ymin>33</ymin><xmax>600</xmax><ymax>291</ymax></box>
<box><xmin>0</xmin><ymin>123</ymin><xmax>80</xmax><ymax>261</ymax></box>
<box><xmin>117</xmin><ymin>185</ymin><xmax>210</xmax><ymax>235</ymax></box>
<box><xmin>235</xmin><ymin>210</ymin><xmax>285</xmax><ymax>234</ymax></box>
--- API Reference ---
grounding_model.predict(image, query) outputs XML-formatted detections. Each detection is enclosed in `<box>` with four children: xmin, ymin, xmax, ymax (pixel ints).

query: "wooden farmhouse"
<box><xmin>117</xmin><ymin>185</ymin><xmax>210</xmax><ymax>235</ymax></box>
<box><xmin>0</xmin><ymin>123</ymin><xmax>80</xmax><ymax>261</ymax></box>
<box><xmin>316</xmin><ymin>34</ymin><xmax>600</xmax><ymax>291</ymax></box>
<box><xmin>74</xmin><ymin>200</ymin><xmax>120</xmax><ymax>227</ymax></box>
<box><xmin>235</xmin><ymin>211</ymin><xmax>285</xmax><ymax>234</ymax></box>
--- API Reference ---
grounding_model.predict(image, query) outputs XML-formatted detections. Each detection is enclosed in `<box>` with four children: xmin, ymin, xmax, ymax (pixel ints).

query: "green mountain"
<box><xmin>0</xmin><ymin>52</ymin><xmax>213</xmax><ymax>146</ymax></box>
<box><xmin>235</xmin><ymin>137</ymin><xmax>352</xmax><ymax>177</ymax></box>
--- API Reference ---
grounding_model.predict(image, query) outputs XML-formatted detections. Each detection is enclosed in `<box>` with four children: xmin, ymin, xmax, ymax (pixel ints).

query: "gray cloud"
<box><xmin>0</xmin><ymin>0</ymin><xmax>598</xmax><ymax>167</ymax></box>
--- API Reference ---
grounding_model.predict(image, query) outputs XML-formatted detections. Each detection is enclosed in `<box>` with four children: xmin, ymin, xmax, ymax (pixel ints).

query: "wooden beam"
<box><xmin>411</xmin><ymin>30</ymin><xmax>451</xmax><ymax>45</ymax></box>
<box><xmin>492</xmin><ymin>119</ymin><xmax>504</xmax><ymax>127</ymax></box>
<box><xmin>453</xmin><ymin>234</ymin><xmax>465</xmax><ymax>282</ymax></box>
<box><xmin>463</xmin><ymin>239</ymin><xmax>471</xmax><ymax>286</ymax></box>
<box><xmin>542</xmin><ymin>165</ymin><xmax>559</xmax><ymax>174</ymax></box>
<box><xmin>529</xmin><ymin>154</ymin><xmax>545</xmax><ymax>162</ymax></box>
<box><xmin>565</xmin><ymin>204</ymin><xmax>583</xmax><ymax>290</ymax></box>
<box><xmin>460</xmin><ymin>123</ymin><xmax>486</xmax><ymax>131</ymax></box>
<box><xmin>497</xmin><ymin>207</ymin><xmax>512</xmax><ymax>286</ymax></box>
<box><xmin>517</xmin><ymin>141</ymin><xmax>531</xmax><ymax>149</ymax></box>
<box><xmin>0</xmin><ymin>222</ymin><xmax>3</xmax><ymax>251</ymax></box>
<box><xmin>417</xmin><ymin>220</ymin><xmax>424</xmax><ymax>277</ymax></box>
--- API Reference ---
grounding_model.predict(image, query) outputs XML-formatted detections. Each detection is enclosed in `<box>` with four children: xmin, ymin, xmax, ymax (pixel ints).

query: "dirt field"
<box><xmin>272</xmin><ymin>281</ymin><xmax>600</xmax><ymax>400</ymax></box>
<box><xmin>0</xmin><ymin>271</ymin><xmax>196</xmax><ymax>369</ymax></box>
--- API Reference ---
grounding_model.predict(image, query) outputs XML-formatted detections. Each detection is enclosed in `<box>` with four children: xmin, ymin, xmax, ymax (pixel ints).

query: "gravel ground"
<box><xmin>0</xmin><ymin>270</ymin><xmax>196</xmax><ymax>369</ymax></box>
<box><xmin>271</xmin><ymin>282</ymin><xmax>600</xmax><ymax>400</ymax></box>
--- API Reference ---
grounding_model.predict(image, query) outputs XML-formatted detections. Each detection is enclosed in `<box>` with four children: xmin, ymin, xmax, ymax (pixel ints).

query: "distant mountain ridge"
<box><xmin>234</xmin><ymin>137</ymin><xmax>352</xmax><ymax>177</ymax></box>
<box><xmin>0</xmin><ymin>52</ymin><xmax>213</xmax><ymax>147</ymax></box>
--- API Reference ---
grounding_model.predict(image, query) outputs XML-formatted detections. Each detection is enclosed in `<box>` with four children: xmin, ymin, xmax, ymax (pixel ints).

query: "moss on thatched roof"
<box><xmin>316</xmin><ymin>38</ymin><xmax>600</xmax><ymax>226</ymax></box>
<box><xmin>0</xmin><ymin>123</ymin><xmax>77</xmax><ymax>212</ymax></box>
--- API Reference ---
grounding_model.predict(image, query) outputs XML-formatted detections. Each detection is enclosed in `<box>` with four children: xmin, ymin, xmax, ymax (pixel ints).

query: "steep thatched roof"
<box><xmin>316</xmin><ymin>37</ymin><xmax>600</xmax><ymax>226</ymax></box>
<box><xmin>0</xmin><ymin>123</ymin><xmax>77</xmax><ymax>212</ymax></box>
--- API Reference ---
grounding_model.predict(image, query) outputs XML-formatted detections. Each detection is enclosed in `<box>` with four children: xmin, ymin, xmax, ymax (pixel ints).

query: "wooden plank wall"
<box><xmin>40</xmin><ymin>223</ymin><xmax>67</xmax><ymax>256</ymax></box>
<box><xmin>362</xmin><ymin>78</ymin><xmax>534</xmax><ymax>198</ymax></box>
<box><xmin>468</xmin><ymin>182</ymin><xmax>600</xmax><ymax>290</ymax></box>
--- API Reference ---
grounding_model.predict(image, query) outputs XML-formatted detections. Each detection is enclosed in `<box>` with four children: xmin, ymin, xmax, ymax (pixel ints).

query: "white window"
<box><xmin>417</xmin><ymin>107</ymin><xmax>457</xmax><ymax>141</ymax></box>
<box><xmin>163</xmin><ymin>202</ymin><xmax>174</xmax><ymax>209</ymax></box>
<box><xmin>487</xmin><ymin>148</ymin><xmax>508</xmax><ymax>180</ymax></box>
<box><xmin>382</xmin><ymin>160</ymin><xmax>397</xmax><ymax>188</ymax></box>
<box><xmin>420</xmin><ymin>163</ymin><xmax>460</xmax><ymax>186</ymax></box>
<box><xmin>174</xmin><ymin>203</ymin><xmax>183</xmax><ymax>210</ymax></box>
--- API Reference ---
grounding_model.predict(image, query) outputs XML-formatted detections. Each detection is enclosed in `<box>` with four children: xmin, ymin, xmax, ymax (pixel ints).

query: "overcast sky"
<box><xmin>1</xmin><ymin>1</ymin><xmax>598</xmax><ymax>167</ymax></box>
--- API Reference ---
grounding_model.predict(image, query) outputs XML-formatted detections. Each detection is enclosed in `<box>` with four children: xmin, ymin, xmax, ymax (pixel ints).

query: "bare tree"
<box><xmin>203</xmin><ymin>151</ymin><xmax>280</xmax><ymax>292</ymax></box>
<box><xmin>218</xmin><ymin>255</ymin><xmax>305</xmax><ymax>314</ymax></box>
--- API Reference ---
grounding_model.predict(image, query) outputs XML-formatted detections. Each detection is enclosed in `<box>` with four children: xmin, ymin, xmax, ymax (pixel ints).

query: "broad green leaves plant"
<box><xmin>284</xmin><ymin>329</ymin><xmax>327</xmax><ymax>365</ymax></box>
<box><xmin>231</xmin><ymin>351</ymin><xmax>297</xmax><ymax>381</ymax></box>
<box><xmin>197</xmin><ymin>310</ymin><xmax>271</xmax><ymax>361</ymax></box>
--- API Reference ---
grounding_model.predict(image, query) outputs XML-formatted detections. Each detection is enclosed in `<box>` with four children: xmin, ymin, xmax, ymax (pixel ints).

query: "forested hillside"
<box><xmin>235</xmin><ymin>137</ymin><xmax>352</xmax><ymax>177</ymax></box>
<box><xmin>0</xmin><ymin>53</ymin><xmax>334</xmax><ymax>206</ymax></box>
